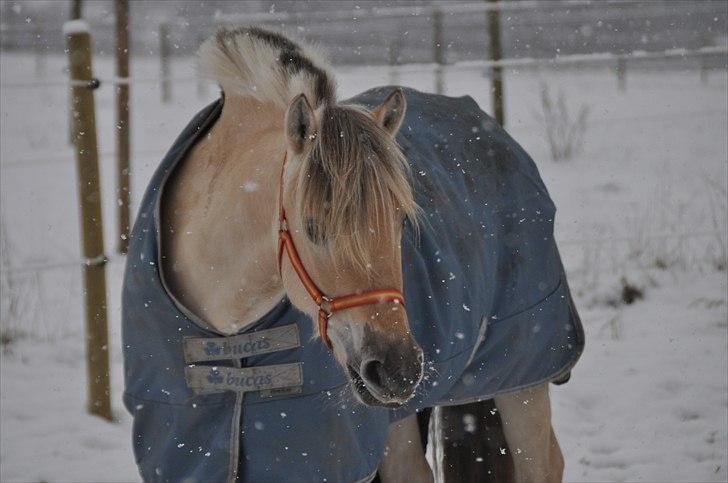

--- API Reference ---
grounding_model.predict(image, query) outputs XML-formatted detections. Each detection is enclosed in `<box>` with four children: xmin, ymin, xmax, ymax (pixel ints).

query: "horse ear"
<box><xmin>372</xmin><ymin>88</ymin><xmax>407</xmax><ymax>137</ymax></box>
<box><xmin>286</xmin><ymin>94</ymin><xmax>316</xmax><ymax>154</ymax></box>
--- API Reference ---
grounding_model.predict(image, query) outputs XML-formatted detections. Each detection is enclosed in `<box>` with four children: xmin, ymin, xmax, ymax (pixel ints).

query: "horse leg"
<box><xmin>378</xmin><ymin>414</ymin><xmax>434</xmax><ymax>483</ymax></box>
<box><xmin>493</xmin><ymin>383</ymin><xmax>564</xmax><ymax>483</ymax></box>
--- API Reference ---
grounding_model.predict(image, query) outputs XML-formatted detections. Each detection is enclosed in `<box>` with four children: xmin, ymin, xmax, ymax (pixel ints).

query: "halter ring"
<box><xmin>319</xmin><ymin>296</ymin><xmax>333</xmax><ymax>316</ymax></box>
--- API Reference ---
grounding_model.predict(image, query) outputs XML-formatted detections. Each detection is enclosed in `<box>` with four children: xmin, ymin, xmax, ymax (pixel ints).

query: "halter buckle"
<box><xmin>319</xmin><ymin>295</ymin><xmax>333</xmax><ymax>317</ymax></box>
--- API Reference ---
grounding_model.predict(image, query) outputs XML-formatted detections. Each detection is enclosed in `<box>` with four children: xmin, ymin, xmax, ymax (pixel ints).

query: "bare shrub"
<box><xmin>0</xmin><ymin>212</ymin><xmax>46</xmax><ymax>344</ymax></box>
<box><xmin>596</xmin><ymin>276</ymin><xmax>646</xmax><ymax>308</ymax></box>
<box><xmin>1</xmin><ymin>210</ymin><xmax>84</xmax><ymax>342</ymax></box>
<box><xmin>0</xmin><ymin>211</ymin><xmax>22</xmax><ymax>348</ymax></box>
<box><xmin>702</xmin><ymin>175</ymin><xmax>727</xmax><ymax>271</ymax></box>
<box><xmin>538</xmin><ymin>83</ymin><xmax>590</xmax><ymax>162</ymax></box>
<box><xmin>620</xmin><ymin>277</ymin><xmax>645</xmax><ymax>305</ymax></box>
<box><xmin>623</xmin><ymin>186</ymin><xmax>697</xmax><ymax>271</ymax></box>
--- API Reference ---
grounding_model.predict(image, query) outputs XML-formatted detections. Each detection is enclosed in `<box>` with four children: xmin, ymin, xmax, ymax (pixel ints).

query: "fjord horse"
<box><xmin>136</xmin><ymin>26</ymin><xmax>577</xmax><ymax>482</ymax></box>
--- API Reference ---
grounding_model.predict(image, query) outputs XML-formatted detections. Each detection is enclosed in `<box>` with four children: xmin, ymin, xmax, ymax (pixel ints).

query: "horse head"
<box><xmin>278</xmin><ymin>89</ymin><xmax>423</xmax><ymax>407</ymax></box>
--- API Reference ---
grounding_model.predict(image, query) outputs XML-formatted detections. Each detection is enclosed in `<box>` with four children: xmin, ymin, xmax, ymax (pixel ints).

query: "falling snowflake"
<box><xmin>242</xmin><ymin>181</ymin><xmax>259</xmax><ymax>192</ymax></box>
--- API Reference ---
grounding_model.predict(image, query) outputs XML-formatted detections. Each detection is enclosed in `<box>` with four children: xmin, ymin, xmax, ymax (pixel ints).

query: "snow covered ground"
<box><xmin>1</xmin><ymin>52</ymin><xmax>726</xmax><ymax>482</ymax></box>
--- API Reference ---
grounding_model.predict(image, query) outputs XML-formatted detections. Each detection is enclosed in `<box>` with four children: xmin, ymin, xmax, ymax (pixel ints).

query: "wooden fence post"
<box><xmin>115</xmin><ymin>0</ymin><xmax>130</xmax><ymax>254</ymax></box>
<box><xmin>64</xmin><ymin>20</ymin><xmax>112</xmax><ymax>421</ymax></box>
<box><xmin>487</xmin><ymin>0</ymin><xmax>505</xmax><ymax>126</ymax></box>
<box><xmin>68</xmin><ymin>0</ymin><xmax>83</xmax><ymax>145</ymax></box>
<box><xmin>159</xmin><ymin>22</ymin><xmax>171</xmax><ymax>103</ymax></box>
<box><xmin>432</xmin><ymin>8</ymin><xmax>445</xmax><ymax>95</ymax></box>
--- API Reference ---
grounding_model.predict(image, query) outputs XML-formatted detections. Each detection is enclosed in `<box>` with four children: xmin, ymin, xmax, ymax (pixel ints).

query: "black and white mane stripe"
<box><xmin>199</xmin><ymin>26</ymin><xmax>336</xmax><ymax>108</ymax></box>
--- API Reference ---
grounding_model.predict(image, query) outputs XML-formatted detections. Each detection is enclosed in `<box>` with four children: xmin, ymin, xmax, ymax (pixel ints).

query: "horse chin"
<box><xmin>346</xmin><ymin>365</ymin><xmax>405</xmax><ymax>409</ymax></box>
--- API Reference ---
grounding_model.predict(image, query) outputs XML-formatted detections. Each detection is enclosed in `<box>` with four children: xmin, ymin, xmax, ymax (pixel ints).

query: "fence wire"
<box><xmin>1</xmin><ymin>45</ymin><xmax>726</xmax><ymax>91</ymax></box>
<box><xmin>0</xmin><ymin>230</ymin><xmax>724</xmax><ymax>276</ymax></box>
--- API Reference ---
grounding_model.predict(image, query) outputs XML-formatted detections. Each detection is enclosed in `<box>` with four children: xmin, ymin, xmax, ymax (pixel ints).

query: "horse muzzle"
<box><xmin>346</xmin><ymin>338</ymin><xmax>424</xmax><ymax>408</ymax></box>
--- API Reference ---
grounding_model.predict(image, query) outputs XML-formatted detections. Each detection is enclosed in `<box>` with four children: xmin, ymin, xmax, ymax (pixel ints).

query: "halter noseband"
<box><xmin>277</xmin><ymin>153</ymin><xmax>405</xmax><ymax>350</ymax></box>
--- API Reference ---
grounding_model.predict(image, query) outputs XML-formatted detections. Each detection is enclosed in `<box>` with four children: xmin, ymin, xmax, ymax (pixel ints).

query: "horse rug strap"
<box><xmin>183</xmin><ymin>324</ymin><xmax>302</xmax><ymax>395</ymax></box>
<box><xmin>185</xmin><ymin>363</ymin><xmax>303</xmax><ymax>395</ymax></box>
<box><xmin>183</xmin><ymin>323</ymin><xmax>300</xmax><ymax>362</ymax></box>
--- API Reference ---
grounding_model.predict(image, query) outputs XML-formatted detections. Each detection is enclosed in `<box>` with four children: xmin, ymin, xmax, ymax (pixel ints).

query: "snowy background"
<box><xmin>1</xmin><ymin>1</ymin><xmax>727</xmax><ymax>482</ymax></box>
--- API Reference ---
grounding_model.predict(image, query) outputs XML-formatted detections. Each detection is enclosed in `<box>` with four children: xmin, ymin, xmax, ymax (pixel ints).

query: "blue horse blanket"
<box><xmin>122</xmin><ymin>87</ymin><xmax>584</xmax><ymax>483</ymax></box>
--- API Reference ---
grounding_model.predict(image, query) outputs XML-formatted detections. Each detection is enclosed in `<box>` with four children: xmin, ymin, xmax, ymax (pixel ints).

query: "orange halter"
<box><xmin>277</xmin><ymin>153</ymin><xmax>405</xmax><ymax>349</ymax></box>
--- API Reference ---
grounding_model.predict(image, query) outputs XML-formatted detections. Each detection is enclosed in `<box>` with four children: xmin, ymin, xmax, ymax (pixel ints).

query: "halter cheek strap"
<box><xmin>276</xmin><ymin>153</ymin><xmax>405</xmax><ymax>350</ymax></box>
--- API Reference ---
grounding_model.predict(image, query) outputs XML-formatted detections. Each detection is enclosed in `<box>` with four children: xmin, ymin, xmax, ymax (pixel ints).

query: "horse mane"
<box><xmin>200</xmin><ymin>27</ymin><xmax>417</xmax><ymax>272</ymax></box>
<box><xmin>297</xmin><ymin>104</ymin><xmax>419</xmax><ymax>273</ymax></box>
<box><xmin>197</xmin><ymin>26</ymin><xmax>336</xmax><ymax>109</ymax></box>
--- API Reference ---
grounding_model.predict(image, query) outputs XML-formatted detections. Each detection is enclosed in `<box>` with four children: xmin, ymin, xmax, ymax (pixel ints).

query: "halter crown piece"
<box><xmin>277</xmin><ymin>152</ymin><xmax>406</xmax><ymax>349</ymax></box>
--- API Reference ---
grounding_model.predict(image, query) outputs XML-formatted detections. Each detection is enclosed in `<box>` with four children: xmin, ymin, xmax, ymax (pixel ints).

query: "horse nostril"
<box><xmin>361</xmin><ymin>359</ymin><xmax>386</xmax><ymax>391</ymax></box>
<box><xmin>356</xmin><ymin>342</ymin><xmax>424</xmax><ymax>403</ymax></box>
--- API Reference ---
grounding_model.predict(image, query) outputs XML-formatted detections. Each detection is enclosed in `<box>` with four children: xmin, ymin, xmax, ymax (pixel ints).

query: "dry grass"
<box><xmin>537</xmin><ymin>82</ymin><xmax>590</xmax><ymax>162</ymax></box>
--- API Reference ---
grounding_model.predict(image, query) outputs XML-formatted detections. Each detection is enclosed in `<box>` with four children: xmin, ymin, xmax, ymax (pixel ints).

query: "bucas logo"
<box><xmin>204</xmin><ymin>338</ymin><xmax>272</xmax><ymax>357</ymax></box>
<box><xmin>205</xmin><ymin>368</ymin><xmax>273</xmax><ymax>388</ymax></box>
<box><xmin>227</xmin><ymin>372</ymin><xmax>273</xmax><ymax>388</ymax></box>
<box><xmin>206</xmin><ymin>369</ymin><xmax>224</xmax><ymax>384</ymax></box>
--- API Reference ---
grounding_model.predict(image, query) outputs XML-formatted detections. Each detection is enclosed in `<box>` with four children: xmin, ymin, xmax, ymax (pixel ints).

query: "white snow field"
<box><xmin>1</xmin><ymin>52</ymin><xmax>726</xmax><ymax>482</ymax></box>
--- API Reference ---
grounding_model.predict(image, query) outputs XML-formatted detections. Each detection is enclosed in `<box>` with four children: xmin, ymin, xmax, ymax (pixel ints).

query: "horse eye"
<box><xmin>305</xmin><ymin>219</ymin><xmax>327</xmax><ymax>245</ymax></box>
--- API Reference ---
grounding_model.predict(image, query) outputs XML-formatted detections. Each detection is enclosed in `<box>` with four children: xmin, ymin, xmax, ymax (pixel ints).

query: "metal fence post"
<box><xmin>159</xmin><ymin>22</ymin><xmax>171</xmax><ymax>103</ymax></box>
<box><xmin>432</xmin><ymin>8</ymin><xmax>445</xmax><ymax>95</ymax></box>
<box><xmin>64</xmin><ymin>20</ymin><xmax>112</xmax><ymax>421</ymax></box>
<box><xmin>115</xmin><ymin>0</ymin><xmax>130</xmax><ymax>254</ymax></box>
<box><xmin>71</xmin><ymin>0</ymin><xmax>83</xmax><ymax>20</ymax></box>
<box><xmin>616</xmin><ymin>57</ymin><xmax>626</xmax><ymax>91</ymax></box>
<box><xmin>388</xmin><ymin>34</ymin><xmax>402</xmax><ymax>86</ymax></box>
<box><xmin>34</xmin><ymin>24</ymin><xmax>46</xmax><ymax>77</ymax></box>
<box><xmin>487</xmin><ymin>0</ymin><xmax>505</xmax><ymax>126</ymax></box>
<box><xmin>197</xmin><ymin>32</ymin><xmax>208</xmax><ymax>99</ymax></box>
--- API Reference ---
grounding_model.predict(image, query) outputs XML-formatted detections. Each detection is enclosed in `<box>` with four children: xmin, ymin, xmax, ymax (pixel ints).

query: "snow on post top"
<box><xmin>63</xmin><ymin>20</ymin><xmax>90</xmax><ymax>35</ymax></box>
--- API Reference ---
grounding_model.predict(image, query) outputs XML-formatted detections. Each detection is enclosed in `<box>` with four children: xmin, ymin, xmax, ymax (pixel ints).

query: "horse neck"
<box><xmin>215</xmin><ymin>94</ymin><xmax>285</xmax><ymax>233</ymax></box>
<box><xmin>172</xmin><ymin>95</ymin><xmax>287</xmax><ymax>334</ymax></box>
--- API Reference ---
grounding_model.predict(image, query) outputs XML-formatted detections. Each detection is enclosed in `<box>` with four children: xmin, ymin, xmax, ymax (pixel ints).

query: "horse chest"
<box><xmin>160</xmin><ymin>141</ymin><xmax>280</xmax><ymax>334</ymax></box>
